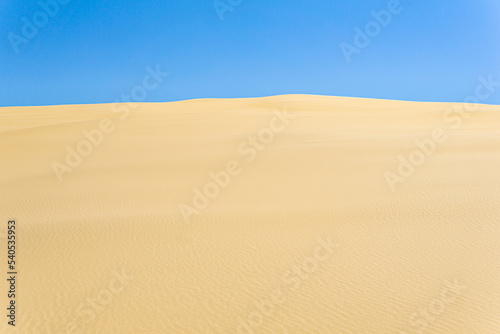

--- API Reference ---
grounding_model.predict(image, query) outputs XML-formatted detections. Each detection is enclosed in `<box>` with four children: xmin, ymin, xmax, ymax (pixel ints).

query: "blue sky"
<box><xmin>1</xmin><ymin>0</ymin><xmax>499</xmax><ymax>107</ymax></box>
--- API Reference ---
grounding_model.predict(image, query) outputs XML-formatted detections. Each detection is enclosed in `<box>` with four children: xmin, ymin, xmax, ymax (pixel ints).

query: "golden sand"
<box><xmin>1</xmin><ymin>95</ymin><xmax>499</xmax><ymax>333</ymax></box>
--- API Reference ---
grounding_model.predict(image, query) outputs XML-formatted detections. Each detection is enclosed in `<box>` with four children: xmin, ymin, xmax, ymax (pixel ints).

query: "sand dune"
<box><xmin>1</xmin><ymin>95</ymin><xmax>499</xmax><ymax>333</ymax></box>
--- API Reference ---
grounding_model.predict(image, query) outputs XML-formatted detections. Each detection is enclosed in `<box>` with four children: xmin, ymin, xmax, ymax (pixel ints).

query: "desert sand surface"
<box><xmin>1</xmin><ymin>95</ymin><xmax>500</xmax><ymax>333</ymax></box>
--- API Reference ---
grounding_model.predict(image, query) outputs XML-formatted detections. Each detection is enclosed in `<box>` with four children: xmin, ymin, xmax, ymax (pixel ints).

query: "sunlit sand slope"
<box><xmin>1</xmin><ymin>95</ymin><xmax>499</xmax><ymax>333</ymax></box>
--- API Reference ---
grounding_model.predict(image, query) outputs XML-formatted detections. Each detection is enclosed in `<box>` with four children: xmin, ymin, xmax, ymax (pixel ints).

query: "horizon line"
<box><xmin>1</xmin><ymin>94</ymin><xmax>499</xmax><ymax>108</ymax></box>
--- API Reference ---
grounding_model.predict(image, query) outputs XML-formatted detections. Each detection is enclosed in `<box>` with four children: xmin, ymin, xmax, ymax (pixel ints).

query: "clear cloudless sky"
<box><xmin>0</xmin><ymin>0</ymin><xmax>499</xmax><ymax>106</ymax></box>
